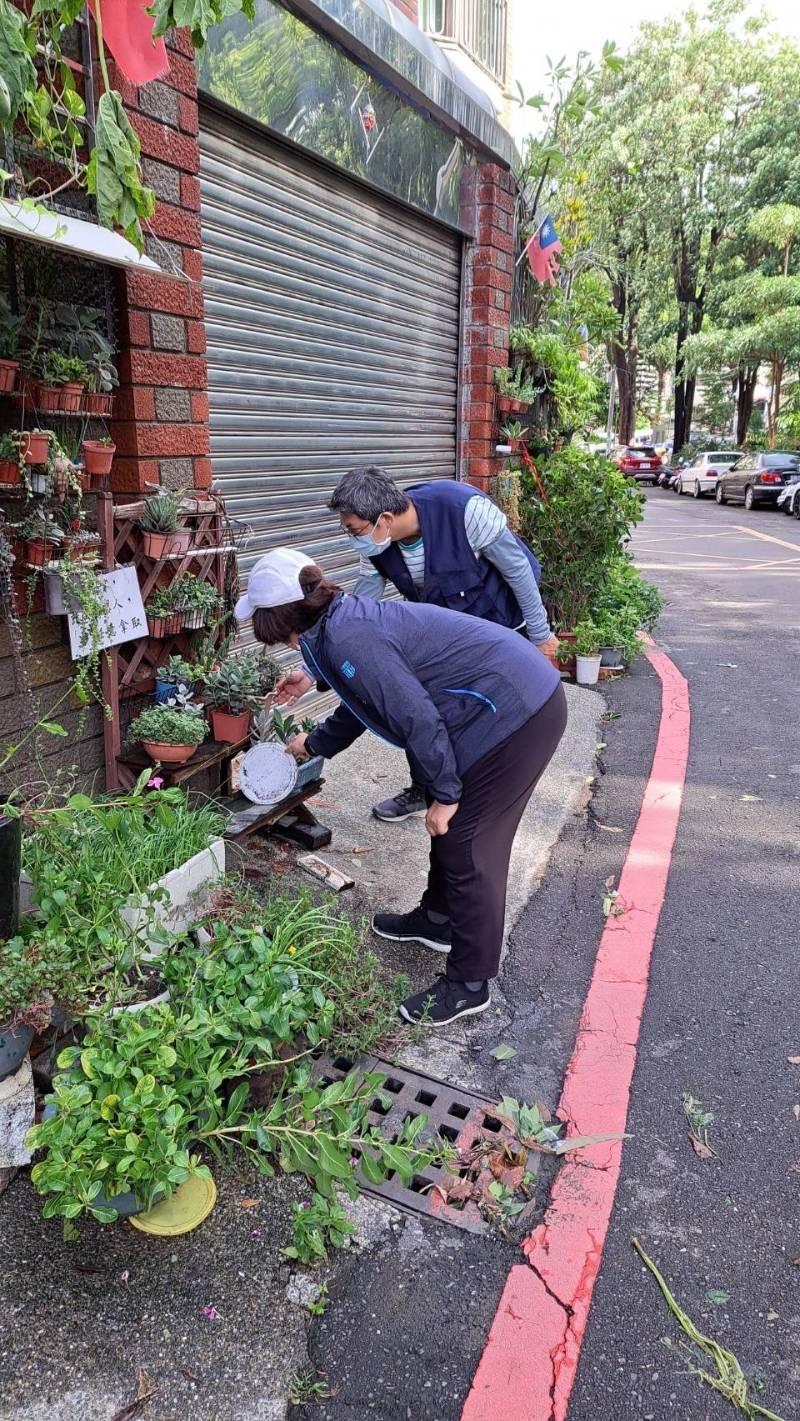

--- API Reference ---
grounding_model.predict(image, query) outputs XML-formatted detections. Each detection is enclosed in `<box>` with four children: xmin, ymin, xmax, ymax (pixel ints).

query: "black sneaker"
<box><xmin>372</xmin><ymin>907</ymin><xmax>451</xmax><ymax>953</ymax></box>
<box><xmin>399</xmin><ymin>975</ymin><xmax>490</xmax><ymax>1026</ymax></box>
<box><xmin>372</xmin><ymin>785</ymin><xmax>427</xmax><ymax>822</ymax></box>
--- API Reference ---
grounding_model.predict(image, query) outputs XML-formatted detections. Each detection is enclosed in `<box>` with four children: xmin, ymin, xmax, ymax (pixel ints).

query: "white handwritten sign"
<box><xmin>67</xmin><ymin>565</ymin><xmax>147</xmax><ymax>660</ymax></box>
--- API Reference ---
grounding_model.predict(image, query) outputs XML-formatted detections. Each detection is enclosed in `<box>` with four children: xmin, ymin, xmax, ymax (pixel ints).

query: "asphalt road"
<box><xmin>570</xmin><ymin>487</ymin><xmax>800</xmax><ymax>1421</ymax></box>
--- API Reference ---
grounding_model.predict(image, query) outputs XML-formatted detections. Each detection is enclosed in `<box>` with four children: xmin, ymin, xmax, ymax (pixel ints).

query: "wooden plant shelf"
<box><xmin>116</xmin><ymin>734</ymin><xmax>250</xmax><ymax>788</ymax></box>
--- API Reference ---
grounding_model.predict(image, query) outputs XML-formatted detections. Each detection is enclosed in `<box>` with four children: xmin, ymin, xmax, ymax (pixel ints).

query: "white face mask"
<box><xmin>347</xmin><ymin>515</ymin><xmax>391</xmax><ymax>556</ymax></box>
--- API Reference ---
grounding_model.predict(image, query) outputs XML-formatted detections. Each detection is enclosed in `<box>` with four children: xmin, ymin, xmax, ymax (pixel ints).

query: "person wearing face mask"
<box><xmin>240</xmin><ymin>547</ymin><xmax>567</xmax><ymax>1027</ymax></box>
<box><xmin>273</xmin><ymin>466</ymin><xmax>559</xmax><ymax>823</ymax></box>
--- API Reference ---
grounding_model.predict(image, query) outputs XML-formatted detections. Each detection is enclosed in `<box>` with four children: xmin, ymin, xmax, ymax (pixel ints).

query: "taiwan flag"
<box><xmin>526</xmin><ymin>216</ymin><xmax>562</xmax><ymax>286</ymax></box>
<box><xmin>89</xmin><ymin>0</ymin><xmax>168</xmax><ymax>86</ymax></box>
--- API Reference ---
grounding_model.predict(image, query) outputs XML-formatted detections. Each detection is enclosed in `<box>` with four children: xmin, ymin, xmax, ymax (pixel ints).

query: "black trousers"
<box><xmin>420</xmin><ymin>683</ymin><xmax>567</xmax><ymax>983</ymax></box>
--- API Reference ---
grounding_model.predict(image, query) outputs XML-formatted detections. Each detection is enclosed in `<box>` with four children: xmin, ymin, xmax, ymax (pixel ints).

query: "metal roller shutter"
<box><xmin>199</xmin><ymin>106</ymin><xmax>462</xmax><ymax>603</ymax></box>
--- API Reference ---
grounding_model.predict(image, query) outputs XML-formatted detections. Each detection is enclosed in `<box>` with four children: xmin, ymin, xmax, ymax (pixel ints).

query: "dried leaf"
<box><xmin>552</xmin><ymin>1130</ymin><xmax>629</xmax><ymax>1156</ymax></box>
<box><xmin>239</xmin><ymin>1198</ymin><xmax>259</xmax><ymax>1209</ymax></box>
<box><xmin>705</xmin><ymin>1289</ymin><xmax>729</xmax><ymax>1305</ymax></box>
<box><xmin>491</xmin><ymin>1043</ymin><xmax>517</xmax><ymax>1061</ymax></box>
<box><xmin>740</xmin><ymin>794</ymin><xmax>762</xmax><ymax>802</ymax></box>
<box><xmin>689</xmin><ymin>1133</ymin><xmax>716</xmax><ymax>1159</ymax></box>
<box><xmin>596</xmin><ymin>822</ymin><xmax>624</xmax><ymax>833</ymax></box>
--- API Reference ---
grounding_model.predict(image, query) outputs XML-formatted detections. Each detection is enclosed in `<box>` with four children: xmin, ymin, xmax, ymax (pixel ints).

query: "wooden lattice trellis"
<box><xmin>96</xmin><ymin>490</ymin><xmax>233</xmax><ymax>790</ymax></box>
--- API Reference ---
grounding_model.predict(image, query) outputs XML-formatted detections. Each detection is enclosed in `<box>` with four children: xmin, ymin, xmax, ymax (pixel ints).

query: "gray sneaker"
<box><xmin>372</xmin><ymin>785</ymin><xmax>427</xmax><ymax>822</ymax></box>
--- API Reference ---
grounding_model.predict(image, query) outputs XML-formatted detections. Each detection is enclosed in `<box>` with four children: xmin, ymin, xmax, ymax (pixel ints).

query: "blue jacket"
<box><xmin>302</xmin><ymin>594</ymin><xmax>560</xmax><ymax>804</ymax></box>
<box><xmin>368</xmin><ymin>481</ymin><xmax>542</xmax><ymax>629</ymax></box>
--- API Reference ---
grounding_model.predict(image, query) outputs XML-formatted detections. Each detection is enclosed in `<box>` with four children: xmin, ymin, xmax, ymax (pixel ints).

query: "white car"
<box><xmin>777</xmin><ymin>477</ymin><xmax>800</xmax><ymax>516</ymax></box>
<box><xmin>677</xmin><ymin>451</ymin><xmax>741</xmax><ymax>498</ymax></box>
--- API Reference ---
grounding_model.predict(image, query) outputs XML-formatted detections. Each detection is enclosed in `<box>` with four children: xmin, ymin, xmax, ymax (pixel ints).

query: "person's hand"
<box><xmin>286</xmin><ymin>733</ymin><xmax>310</xmax><ymax>761</ymax></box>
<box><xmin>536</xmin><ymin>633</ymin><xmax>560</xmax><ymax>661</ymax></box>
<box><xmin>425</xmin><ymin>801</ymin><xmax>459</xmax><ymax>837</ymax></box>
<box><xmin>274</xmin><ymin>668</ymin><xmax>314</xmax><ymax>705</ymax></box>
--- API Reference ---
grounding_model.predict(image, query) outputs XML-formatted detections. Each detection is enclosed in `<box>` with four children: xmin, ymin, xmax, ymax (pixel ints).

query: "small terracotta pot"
<box><xmin>26</xmin><ymin>539</ymin><xmax>57</xmax><ymax>567</ymax></box>
<box><xmin>0</xmin><ymin>359</ymin><xmax>18</xmax><ymax>394</ymax></box>
<box><xmin>143</xmin><ymin>531</ymin><xmax>172</xmax><ymax>560</ymax></box>
<box><xmin>0</xmin><ymin>458</ymin><xmax>20</xmax><ymax>485</ymax></box>
<box><xmin>169</xmin><ymin>528</ymin><xmax>192</xmax><ymax>555</ymax></box>
<box><xmin>147</xmin><ymin>612</ymin><xmax>181</xmax><ymax>639</ymax></box>
<box><xmin>60</xmin><ymin>383</ymin><xmax>84</xmax><ymax>413</ymax></box>
<box><xmin>209</xmin><ymin>708</ymin><xmax>251</xmax><ymax>743</ymax></box>
<box><xmin>85</xmin><ymin>391</ymin><xmax>114</xmax><ymax>417</ymax></box>
<box><xmin>141</xmin><ymin>740</ymin><xmax>196</xmax><ymax>765</ymax></box>
<box><xmin>82</xmin><ymin>441</ymin><xmax>115</xmax><ymax>477</ymax></box>
<box><xmin>65</xmin><ymin>538</ymin><xmax>100</xmax><ymax>562</ymax></box>
<box><xmin>33</xmin><ymin>383</ymin><xmax>61</xmax><ymax>412</ymax></box>
<box><xmin>20</xmin><ymin>432</ymin><xmax>50</xmax><ymax>465</ymax></box>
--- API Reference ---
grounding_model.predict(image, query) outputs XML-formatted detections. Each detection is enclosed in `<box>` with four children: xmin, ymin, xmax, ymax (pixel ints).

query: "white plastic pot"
<box><xmin>118</xmin><ymin>839</ymin><xmax>226</xmax><ymax>959</ymax></box>
<box><xmin>576</xmin><ymin>653</ymin><xmax>602</xmax><ymax>686</ymax></box>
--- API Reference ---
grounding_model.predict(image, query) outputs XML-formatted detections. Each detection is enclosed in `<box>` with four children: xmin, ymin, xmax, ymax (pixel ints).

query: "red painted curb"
<box><xmin>462</xmin><ymin>645</ymin><xmax>690</xmax><ymax>1421</ymax></box>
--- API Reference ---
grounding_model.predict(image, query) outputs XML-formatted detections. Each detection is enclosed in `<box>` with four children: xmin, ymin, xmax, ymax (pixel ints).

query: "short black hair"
<box><xmin>252</xmin><ymin>565</ymin><xmax>340</xmax><ymax>646</ymax></box>
<box><xmin>329</xmin><ymin>466</ymin><xmax>410</xmax><ymax>523</ymax></box>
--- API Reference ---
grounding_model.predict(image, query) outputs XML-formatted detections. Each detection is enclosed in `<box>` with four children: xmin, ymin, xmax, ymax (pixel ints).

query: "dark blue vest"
<box><xmin>369</xmin><ymin>481</ymin><xmax>541</xmax><ymax>629</ymax></box>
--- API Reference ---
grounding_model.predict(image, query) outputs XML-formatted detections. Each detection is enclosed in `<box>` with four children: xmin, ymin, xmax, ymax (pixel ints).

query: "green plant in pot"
<box><xmin>175</xmin><ymin>573</ymin><xmax>221</xmax><ymax>631</ymax></box>
<box><xmin>154</xmin><ymin>654</ymin><xmax>198</xmax><ymax>704</ymax></box>
<box><xmin>17</xmin><ymin>428</ymin><xmax>52</xmax><ymax>471</ymax></box>
<box><xmin>39</xmin><ymin>351</ymin><xmax>89</xmax><ymax>411</ymax></box>
<box><xmin>138</xmin><ymin>491</ymin><xmax>191</xmax><ymax>561</ymax></box>
<box><xmin>494</xmin><ymin>366</ymin><xmax>540</xmax><ymax>413</ymax></box>
<box><xmin>129</xmin><ymin>704</ymin><xmax>208</xmax><ymax>766</ymax></box>
<box><xmin>0</xmin><ymin>935</ymin><xmax>54</xmax><ymax>1082</ymax></box>
<box><xmin>145</xmin><ymin>584</ymin><xmax>182</xmax><ymax>639</ymax></box>
<box><xmin>0</xmin><ymin>433</ymin><xmax>21</xmax><ymax>488</ymax></box>
<box><xmin>26</xmin><ymin>1003</ymin><xmax>224</xmax><ymax>1223</ymax></box>
<box><xmin>20</xmin><ymin>508</ymin><xmax>63</xmax><ymax>566</ymax></box>
<box><xmin>204</xmin><ymin>651</ymin><xmax>262</xmax><ymax>742</ymax></box>
<box><xmin>572</xmin><ymin>619</ymin><xmax>603</xmax><ymax>686</ymax></box>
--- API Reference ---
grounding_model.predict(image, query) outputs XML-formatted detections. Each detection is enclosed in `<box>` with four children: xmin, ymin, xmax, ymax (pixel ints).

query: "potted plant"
<box><xmin>204</xmin><ymin>651</ymin><xmax>262</xmax><ymax>742</ymax></box>
<box><xmin>0</xmin><ymin>294</ymin><xmax>21</xmax><ymax>394</ymax></box>
<box><xmin>0</xmin><ymin>433</ymin><xmax>21</xmax><ymax>486</ymax></box>
<box><xmin>258</xmin><ymin>707</ymin><xmax>323</xmax><ymax>789</ymax></box>
<box><xmin>21</xmin><ymin>508</ymin><xmax>63</xmax><ymax>566</ymax></box>
<box><xmin>138</xmin><ymin>491</ymin><xmax>191</xmax><ymax>560</ymax></box>
<box><xmin>146</xmin><ymin>585</ymin><xmax>182</xmax><ymax>639</ymax></box>
<box><xmin>38</xmin><ymin>351</ymin><xmax>88</xmax><ymax>411</ymax></box>
<box><xmin>128</xmin><ymin>704</ymin><xmax>209</xmax><ymax>765</ymax></box>
<box><xmin>175</xmin><ymin>573</ymin><xmax>221</xmax><ymax>630</ymax></box>
<box><xmin>84</xmin><ymin>349</ymin><xmax>118</xmax><ymax>417</ymax></box>
<box><xmin>154</xmin><ymin>653</ymin><xmax>198</xmax><ymax>704</ymax></box>
<box><xmin>500</xmin><ymin>420</ymin><xmax>529</xmax><ymax>453</ymax></box>
<box><xmin>494</xmin><ymin>366</ymin><xmax>539</xmax><ymax>414</ymax></box>
<box><xmin>81</xmin><ymin>435</ymin><xmax>115</xmax><ymax>481</ymax></box>
<box><xmin>573</xmin><ymin>620</ymin><xmax>603</xmax><ymax>686</ymax></box>
<box><xmin>63</xmin><ymin>526</ymin><xmax>101</xmax><ymax>563</ymax></box>
<box><xmin>18</xmin><ymin>428</ymin><xmax>51</xmax><ymax>468</ymax></box>
<box><xmin>0</xmin><ymin>942</ymin><xmax>53</xmax><ymax>1083</ymax></box>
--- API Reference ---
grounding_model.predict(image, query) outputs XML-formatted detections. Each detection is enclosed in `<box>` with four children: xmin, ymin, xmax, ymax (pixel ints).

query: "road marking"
<box><xmin>462</xmin><ymin>643</ymin><xmax>690</xmax><ymax>1421</ymax></box>
<box><xmin>732</xmin><ymin>523</ymin><xmax>800</xmax><ymax>554</ymax></box>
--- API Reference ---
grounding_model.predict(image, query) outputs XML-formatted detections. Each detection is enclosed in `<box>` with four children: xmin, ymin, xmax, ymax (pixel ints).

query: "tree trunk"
<box><xmin>654</xmin><ymin>368</ymin><xmax>666</xmax><ymax>430</ymax></box>
<box><xmin>612</xmin><ymin>341</ymin><xmax>637</xmax><ymax>445</ymax></box>
<box><xmin>735</xmin><ymin>364</ymin><xmax>758</xmax><ymax>445</ymax></box>
<box><xmin>768</xmin><ymin>354</ymin><xmax>784</xmax><ymax>448</ymax></box>
<box><xmin>672</xmin><ymin>304</ymin><xmax>691</xmax><ymax>455</ymax></box>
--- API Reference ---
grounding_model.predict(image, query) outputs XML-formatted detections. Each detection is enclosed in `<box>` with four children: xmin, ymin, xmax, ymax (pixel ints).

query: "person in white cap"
<box><xmin>236</xmin><ymin>547</ymin><xmax>566</xmax><ymax>1028</ymax></box>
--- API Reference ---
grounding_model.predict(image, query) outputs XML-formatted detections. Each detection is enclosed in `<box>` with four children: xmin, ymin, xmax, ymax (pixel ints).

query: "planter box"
<box><xmin>119</xmin><ymin>839</ymin><xmax>226</xmax><ymax>957</ymax></box>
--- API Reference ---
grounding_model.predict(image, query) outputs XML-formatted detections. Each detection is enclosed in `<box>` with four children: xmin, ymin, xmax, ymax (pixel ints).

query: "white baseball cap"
<box><xmin>234</xmin><ymin>547</ymin><xmax>313</xmax><ymax>622</ymax></box>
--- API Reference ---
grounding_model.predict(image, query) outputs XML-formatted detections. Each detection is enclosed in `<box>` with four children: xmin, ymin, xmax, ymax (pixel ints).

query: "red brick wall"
<box><xmin>392</xmin><ymin>0</ymin><xmax>419</xmax><ymax>20</ymax></box>
<box><xmin>110</xmin><ymin>31</ymin><xmax>210</xmax><ymax>496</ymax></box>
<box><xmin>459</xmin><ymin>163</ymin><xmax>515</xmax><ymax>490</ymax></box>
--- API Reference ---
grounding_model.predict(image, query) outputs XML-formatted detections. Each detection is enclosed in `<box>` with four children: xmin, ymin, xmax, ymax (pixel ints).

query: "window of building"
<box><xmin>421</xmin><ymin>0</ymin><xmax>508</xmax><ymax>87</ymax></box>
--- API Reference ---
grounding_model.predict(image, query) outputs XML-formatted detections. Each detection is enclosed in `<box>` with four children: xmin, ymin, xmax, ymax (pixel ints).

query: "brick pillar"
<box><xmin>459</xmin><ymin>163</ymin><xmax>515</xmax><ymax>491</ymax></box>
<box><xmin>110</xmin><ymin>32</ymin><xmax>210</xmax><ymax>495</ymax></box>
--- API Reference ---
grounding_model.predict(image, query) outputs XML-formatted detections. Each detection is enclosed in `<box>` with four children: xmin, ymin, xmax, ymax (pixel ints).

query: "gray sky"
<box><xmin>509</xmin><ymin>0</ymin><xmax>800</xmax><ymax>140</ymax></box>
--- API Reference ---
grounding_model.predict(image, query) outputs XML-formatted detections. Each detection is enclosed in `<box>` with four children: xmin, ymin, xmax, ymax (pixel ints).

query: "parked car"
<box><xmin>715</xmin><ymin>451</ymin><xmax>800</xmax><ymax>509</ymax></box>
<box><xmin>615</xmin><ymin>445</ymin><xmax>663</xmax><ymax>483</ymax></box>
<box><xmin>777</xmin><ymin>475</ymin><xmax>800</xmax><ymax>516</ymax></box>
<box><xmin>676</xmin><ymin>450</ymin><xmax>741</xmax><ymax>498</ymax></box>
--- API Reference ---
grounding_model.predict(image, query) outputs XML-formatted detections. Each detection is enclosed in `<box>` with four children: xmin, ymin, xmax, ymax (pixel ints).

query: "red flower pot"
<box><xmin>0</xmin><ymin>459</ymin><xmax>20</xmax><ymax>486</ymax></box>
<box><xmin>0</xmin><ymin>359</ymin><xmax>18</xmax><ymax>393</ymax></box>
<box><xmin>65</xmin><ymin>538</ymin><xmax>100</xmax><ymax>562</ymax></box>
<box><xmin>33</xmin><ymin>384</ymin><xmax>61</xmax><ymax>413</ymax></box>
<box><xmin>143</xmin><ymin>530</ymin><xmax>190</xmax><ymax>560</ymax></box>
<box><xmin>85</xmin><ymin>392</ymin><xmax>114</xmax><ymax>417</ymax></box>
<box><xmin>142</xmin><ymin>740</ymin><xmax>197</xmax><ymax>765</ymax></box>
<box><xmin>20</xmin><ymin>432</ymin><xmax>50</xmax><ymax>465</ymax></box>
<box><xmin>26</xmin><ymin>539</ymin><xmax>57</xmax><ymax>567</ymax></box>
<box><xmin>82</xmin><ymin>441</ymin><xmax>115</xmax><ymax>477</ymax></box>
<box><xmin>60</xmin><ymin>383</ymin><xmax>84</xmax><ymax>413</ymax></box>
<box><xmin>147</xmin><ymin>612</ymin><xmax>182</xmax><ymax>639</ymax></box>
<box><xmin>496</xmin><ymin>395</ymin><xmax>515</xmax><ymax>414</ymax></box>
<box><xmin>209</xmin><ymin>708</ymin><xmax>251</xmax><ymax>743</ymax></box>
<box><xmin>169</xmin><ymin>528</ymin><xmax>192</xmax><ymax>555</ymax></box>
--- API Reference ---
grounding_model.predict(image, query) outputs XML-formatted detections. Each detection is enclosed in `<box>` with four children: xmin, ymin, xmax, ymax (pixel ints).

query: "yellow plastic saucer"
<box><xmin>130</xmin><ymin>1173</ymin><xmax>217</xmax><ymax>1236</ymax></box>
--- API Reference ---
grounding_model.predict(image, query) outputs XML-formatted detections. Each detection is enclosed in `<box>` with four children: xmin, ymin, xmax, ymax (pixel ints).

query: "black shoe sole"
<box><xmin>371</xmin><ymin>920</ymin><xmax>451</xmax><ymax>953</ymax></box>
<box><xmin>399</xmin><ymin>996</ymin><xmax>491</xmax><ymax>1026</ymax></box>
<box><xmin>372</xmin><ymin>805</ymin><xmax>427</xmax><ymax>822</ymax></box>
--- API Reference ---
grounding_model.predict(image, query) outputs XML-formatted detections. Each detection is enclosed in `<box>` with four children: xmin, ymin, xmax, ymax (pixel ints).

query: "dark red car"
<box><xmin>615</xmin><ymin>445</ymin><xmax>664</xmax><ymax>484</ymax></box>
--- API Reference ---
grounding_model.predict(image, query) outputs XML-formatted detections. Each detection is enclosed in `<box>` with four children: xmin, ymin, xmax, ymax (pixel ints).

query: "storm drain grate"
<box><xmin>315</xmin><ymin>1053</ymin><xmax>539</xmax><ymax>1235</ymax></box>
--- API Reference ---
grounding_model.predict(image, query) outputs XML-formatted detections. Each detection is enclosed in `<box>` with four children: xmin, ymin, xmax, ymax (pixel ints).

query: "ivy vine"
<box><xmin>0</xmin><ymin>0</ymin><xmax>255</xmax><ymax>252</ymax></box>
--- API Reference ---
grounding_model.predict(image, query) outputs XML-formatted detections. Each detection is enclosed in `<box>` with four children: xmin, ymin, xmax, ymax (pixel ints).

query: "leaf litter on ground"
<box><xmin>682</xmin><ymin>1092</ymin><xmax>717</xmax><ymax>1159</ymax></box>
<box><xmin>633</xmin><ymin>1238</ymin><xmax>785</xmax><ymax>1421</ymax></box>
<box><xmin>490</xmin><ymin>1043</ymin><xmax>517</xmax><ymax>1061</ymax></box>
